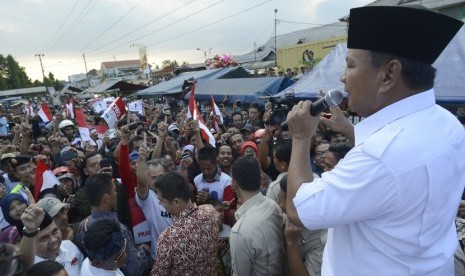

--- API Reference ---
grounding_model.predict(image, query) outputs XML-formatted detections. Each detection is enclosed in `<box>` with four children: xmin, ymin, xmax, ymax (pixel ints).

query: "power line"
<box><xmin>69</xmin><ymin>0</ymin><xmax>145</xmax><ymax>60</ymax></box>
<box><xmin>279</xmin><ymin>19</ymin><xmax>345</xmax><ymax>27</ymax></box>
<box><xmin>86</xmin><ymin>0</ymin><xmax>201</xmax><ymax>55</ymax></box>
<box><xmin>41</xmin><ymin>0</ymin><xmax>81</xmax><ymax>53</ymax></box>
<box><xmin>88</xmin><ymin>0</ymin><xmax>229</xmax><ymax>57</ymax></box>
<box><xmin>89</xmin><ymin>0</ymin><xmax>273</xmax><ymax>61</ymax></box>
<box><xmin>49</xmin><ymin>0</ymin><xmax>98</xmax><ymax>53</ymax></box>
<box><xmin>146</xmin><ymin>0</ymin><xmax>273</xmax><ymax>48</ymax></box>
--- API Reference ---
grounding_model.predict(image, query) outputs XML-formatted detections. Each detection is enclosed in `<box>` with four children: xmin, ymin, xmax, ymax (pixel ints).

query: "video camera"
<box><xmin>264</xmin><ymin>92</ymin><xmax>296</xmax><ymax>126</ymax></box>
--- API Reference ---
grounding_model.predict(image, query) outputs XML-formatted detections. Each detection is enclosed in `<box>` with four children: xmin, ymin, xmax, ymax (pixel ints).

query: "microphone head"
<box><xmin>325</xmin><ymin>89</ymin><xmax>344</xmax><ymax>107</ymax></box>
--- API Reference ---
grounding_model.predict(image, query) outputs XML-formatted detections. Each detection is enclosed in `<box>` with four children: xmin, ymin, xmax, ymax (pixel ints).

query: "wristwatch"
<box><xmin>22</xmin><ymin>227</ymin><xmax>40</xmax><ymax>238</ymax></box>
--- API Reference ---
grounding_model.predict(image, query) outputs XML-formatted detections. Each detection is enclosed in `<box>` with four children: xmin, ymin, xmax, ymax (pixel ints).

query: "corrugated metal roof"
<box><xmin>101</xmin><ymin>60</ymin><xmax>140</xmax><ymax>69</ymax></box>
<box><xmin>234</xmin><ymin>22</ymin><xmax>347</xmax><ymax>63</ymax></box>
<box><xmin>135</xmin><ymin>67</ymin><xmax>251</xmax><ymax>96</ymax></box>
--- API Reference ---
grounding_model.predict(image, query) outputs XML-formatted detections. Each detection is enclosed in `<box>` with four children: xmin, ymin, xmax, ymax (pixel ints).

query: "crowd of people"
<box><xmin>0</xmin><ymin>5</ymin><xmax>465</xmax><ymax>276</ymax></box>
<box><xmin>0</xmin><ymin>79</ymin><xmax>353</xmax><ymax>276</ymax></box>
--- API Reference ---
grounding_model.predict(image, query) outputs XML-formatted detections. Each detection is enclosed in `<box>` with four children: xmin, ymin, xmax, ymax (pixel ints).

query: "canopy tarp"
<box><xmin>77</xmin><ymin>80</ymin><xmax>147</xmax><ymax>99</ymax></box>
<box><xmin>135</xmin><ymin>67</ymin><xmax>251</xmax><ymax>96</ymax></box>
<box><xmin>184</xmin><ymin>77</ymin><xmax>295</xmax><ymax>104</ymax></box>
<box><xmin>275</xmin><ymin>26</ymin><xmax>465</xmax><ymax>104</ymax></box>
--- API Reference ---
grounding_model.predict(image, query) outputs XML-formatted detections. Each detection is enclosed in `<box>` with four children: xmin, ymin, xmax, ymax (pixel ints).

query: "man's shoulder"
<box><xmin>193</xmin><ymin>173</ymin><xmax>202</xmax><ymax>183</ymax></box>
<box><xmin>59</xmin><ymin>240</ymin><xmax>83</xmax><ymax>261</ymax></box>
<box><xmin>219</xmin><ymin>172</ymin><xmax>232</xmax><ymax>181</ymax></box>
<box><xmin>234</xmin><ymin>197</ymin><xmax>282</xmax><ymax>229</ymax></box>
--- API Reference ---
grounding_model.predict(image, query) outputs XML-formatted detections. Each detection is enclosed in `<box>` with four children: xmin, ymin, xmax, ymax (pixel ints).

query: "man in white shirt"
<box><xmin>136</xmin><ymin>141</ymin><xmax>172</xmax><ymax>260</ymax></box>
<box><xmin>80</xmin><ymin>219</ymin><xmax>126</xmax><ymax>276</ymax></box>
<box><xmin>34</xmin><ymin>213</ymin><xmax>84</xmax><ymax>276</ymax></box>
<box><xmin>285</xmin><ymin>6</ymin><xmax>465</xmax><ymax>275</ymax></box>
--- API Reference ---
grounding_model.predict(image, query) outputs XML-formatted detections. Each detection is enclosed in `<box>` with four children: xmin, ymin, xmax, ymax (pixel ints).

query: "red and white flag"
<box><xmin>185</xmin><ymin>80</ymin><xmax>214</xmax><ymax>146</ymax></box>
<box><xmin>37</xmin><ymin>103</ymin><xmax>53</xmax><ymax>122</ymax></box>
<box><xmin>34</xmin><ymin>160</ymin><xmax>61</xmax><ymax>202</ymax></box>
<box><xmin>211</xmin><ymin>95</ymin><xmax>223</xmax><ymax>133</ymax></box>
<box><xmin>102</xmin><ymin>97</ymin><xmax>126</xmax><ymax>129</ymax></box>
<box><xmin>24</xmin><ymin>103</ymin><xmax>34</xmax><ymax>116</ymax></box>
<box><xmin>75</xmin><ymin>108</ymin><xmax>91</xmax><ymax>143</ymax></box>
<box><xmin>66</xmin><ymin>99</ymin><xmax>75</xmax><ymax>119</ymax></box>
<box><xmin>199</xmin><ymin>121</ymin><xmax>216</xmax><ymax>147</ymax></box>
<box><xmin>187</xmin><ymin>81</ymin><xmax>196</xmax><ymax>120</ymax></box>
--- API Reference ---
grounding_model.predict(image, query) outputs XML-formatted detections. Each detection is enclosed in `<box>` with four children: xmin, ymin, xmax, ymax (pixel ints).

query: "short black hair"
<box><xmin>84</xmin><ymin>219</ymin><xmax>122</xmax><ymax>261</ymax></box>
<box><xmin>129</xmin><ymin>135</ymin><xmax>143</xmax><ymax>149</ymax></box>
<box><xmin>85</xmin><ymin>174</ymin><xmax>113</xmax><ymax>206</ymax></box>
<box><xmin>328</xmin><ymin>143</ymin><xmax>353</xmax><ymax>162</ymax></box>
<box><xmin>371</xmin><ymin>51</ymin><xmax>435</xmax><ymax>91</ymax></box>
<box><xmin>231</xmin><ymin>111</ymin><xmax>242</xmax><ymax>118</ymax></box>
<box><xmin>155</xmin><ymin>171</ymin><xmax>190</xmax><ymax>202</ymax></box>
<box><xmin>279</xmin><ymin>174</ymin><xmax>288</xmax><ymax>193</ymax></box>
<box><xmin>197</xmin><ymin>147</ymin><xmax>217</xmax><ymax>163</ymax></box>
<box><xmin>83</xmin><ymin>151</ymin><xmax>102</xmax><ymax>169</ymax></box>
<box><xmin>248</xmin><ymin>103</ymin><xmax>260</xmax><ymax>110</ymax></box>
<box><xmin>27</xmin><ymin>260</ymin><xmax>64</xmax><ymax>276</ymax></box>
<box><xmin>232</xmin><ymin>156</ymin><xmax>260</xmax><ymax>191</ymax></box>
<box><xmin>274</xmin><ymin>139</ymin><xmax>292</xmax><ymax>164</ymax></box>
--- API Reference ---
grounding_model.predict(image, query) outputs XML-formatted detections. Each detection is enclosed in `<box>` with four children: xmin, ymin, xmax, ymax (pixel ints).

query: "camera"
<box><xmin>264</xmin><ymin>92</ymin><xmax>296</xmax><ymax>126</ymax></box>
<box><xmin>62</xmin><ymin>150</ymin><xmax>78</xmax><ymax>161</ymax></box>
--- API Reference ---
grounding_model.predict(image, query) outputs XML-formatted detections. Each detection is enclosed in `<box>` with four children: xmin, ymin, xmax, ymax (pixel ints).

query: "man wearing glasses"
<box><xmin>81</xmin><ymin>219</ymin><xmax>127</xmax><ymax>275</ymax></box>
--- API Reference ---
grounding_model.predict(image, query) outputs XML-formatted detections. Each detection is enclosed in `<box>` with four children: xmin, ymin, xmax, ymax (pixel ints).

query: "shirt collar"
<box><xmin>173</xmin><ymin>202</ymin><xmax>198</xmax><ymax>222</ymax></box>
<box><xmin>354</xmin><ymin>89</ymin><xmax>435</xmax><ymax>146</ymax></box>
<box><xmin>235</xmin><ymin>192</ymin><xmax>265</xmax><ymax>220</ymax></box>
<box><xmin>202</xmin><ymin>167</ymin><xmax>221</xmax><ymax>183</ymax></box>
<box><xmin>90</xmin><ymin>210</ymin><xmax>118</xmax><ymax>219</ymax></box>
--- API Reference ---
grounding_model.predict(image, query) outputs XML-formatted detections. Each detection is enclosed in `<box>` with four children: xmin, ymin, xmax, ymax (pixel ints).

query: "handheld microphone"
<box><xmin>280</xmin><ymin>89</ymin><xmax>343</xmax><ymax>131</ymax></box>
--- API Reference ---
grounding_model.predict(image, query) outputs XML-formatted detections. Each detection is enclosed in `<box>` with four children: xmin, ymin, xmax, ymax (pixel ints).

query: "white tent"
<box><xmin>277</xmin><ymin>26</ymin><xmax>465</xmax><ymax>104</ymax></box>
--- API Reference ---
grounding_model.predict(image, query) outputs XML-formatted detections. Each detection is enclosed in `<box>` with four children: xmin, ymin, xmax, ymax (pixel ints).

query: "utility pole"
<box><xmin>254</xmin><ymin>41</ymin><xmax>257</xmax><ymax>62</ymax></box>
<box><xmin>82</xmin><ymin>53</ymin><xmax>90</xmax><ymax>87</ymax></box>
<box><xmin>197</xmin><ymin>48</ymin><xmax>212</xmax><ymax>62</ymax></box>
<box><xmin>274</xmin><ymin>8</ymin><xmax>278</xmax><ymax>67</ymax></box>
<box><xmin>35</xmin><ymin>54</ymin><xmax>46</xmax><ymax>81</ymax></box>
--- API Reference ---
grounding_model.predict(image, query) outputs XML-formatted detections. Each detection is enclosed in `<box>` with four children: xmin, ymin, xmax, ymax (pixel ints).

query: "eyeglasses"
<box><xmin>114</xmin><ymin>238</ymin><xmax>127</xmax><ymax>263</ymax></box>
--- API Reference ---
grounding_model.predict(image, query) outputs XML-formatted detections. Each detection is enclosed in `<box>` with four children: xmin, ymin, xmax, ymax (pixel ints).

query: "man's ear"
<box><xmin>380</xmin><ymin>59</ymin><xmax>402</xmax><ymax>94</ymax></box>
<box><xmin>231</xmin><ymin>179</ymin><xmax>237</xmax><ymax>191</ymax></box>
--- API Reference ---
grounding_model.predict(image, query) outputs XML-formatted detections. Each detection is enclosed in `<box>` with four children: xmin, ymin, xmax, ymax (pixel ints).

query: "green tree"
<box><xmin>0</xmin><ymin>54</ymin><xmax>32</xmax><ymax>90</ymax></box>
<box><xmin>161</xmin><ymin>59</ymin><xmax>179</xmax><ymax>68</ymax></box>
<box><xmin>5</xmin><ymin>55</ymin><xmax>31</xmax><ymax>89</ymax></box>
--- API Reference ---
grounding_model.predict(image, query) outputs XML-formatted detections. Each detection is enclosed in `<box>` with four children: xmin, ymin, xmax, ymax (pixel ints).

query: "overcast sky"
<box><xmin>0</xmin><ymin>0</ymin><xmax>372</xmax><ymax>81</ymax></box>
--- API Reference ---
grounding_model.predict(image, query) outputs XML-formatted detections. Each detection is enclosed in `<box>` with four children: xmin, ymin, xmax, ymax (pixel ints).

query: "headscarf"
<box><xmin>0</xmin><ymin>193</ymin><xmax>28</xmax><ymax>225</ymax></box>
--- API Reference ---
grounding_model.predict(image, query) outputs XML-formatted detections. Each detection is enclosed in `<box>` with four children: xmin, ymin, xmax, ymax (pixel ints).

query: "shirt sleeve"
<box><xmin>223</xmin><ymin>185</ymin><xmax>235</xmax><ymax>203</ymax></box>
<box><xmin>293</xmin><ymin>150</ymin><xmax>396</xmax><ymax>230</ymax></box>
<box><xmin>151</xmin><ymin>231</ymin><xmax>172</xmax><ymax>276</ymax></box>
<box><xmin>230</xmin><ymin>232</ymin><xmax>253</xmax><ymax>276</ymax></box>
<box><xmin>118</xmin><ymin>144</ymin><xmax>136</xmax><ymax>198</ymax></box>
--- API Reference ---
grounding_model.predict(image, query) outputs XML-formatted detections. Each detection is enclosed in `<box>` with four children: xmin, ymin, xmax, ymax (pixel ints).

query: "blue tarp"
<box><xmin>134</xmin><ymin>67</ymin><xmax>251</xmax><ymax>96</ymax></box>
<box><xmin>275</xmin><ymin>26</ymin><xmax>465</xmax><ymax>104</ymax></box>
<box><xmin>184</xmin><ymin>77</ymin><xmax>295</xmax><ymax>104</ymax></box>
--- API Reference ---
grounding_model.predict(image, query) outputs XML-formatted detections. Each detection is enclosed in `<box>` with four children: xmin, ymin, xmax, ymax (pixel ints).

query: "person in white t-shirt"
<box><xmin>34</xmin><ymin>213</ymin><xmax>84</xmax><ymax>276</ymax></box>
<box><xmin>80</xmin><ymin>219</ymin><xmax>126</xmax><ymax>276</ymax></box>
<box><xmin>135</xmin><ymin>140</ymin><xmax>172</xmax><ymax>260</ymax></box>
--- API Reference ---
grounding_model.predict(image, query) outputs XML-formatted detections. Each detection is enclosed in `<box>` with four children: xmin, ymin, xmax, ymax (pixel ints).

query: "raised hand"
<box><xmin>20</xmin><ymin>204</ymin><xmax>45</xmax><ymax>232</ymax></box>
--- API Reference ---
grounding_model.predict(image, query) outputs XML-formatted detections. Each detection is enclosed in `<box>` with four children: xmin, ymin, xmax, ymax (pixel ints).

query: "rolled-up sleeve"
<box><xmin>294</xmin><ymin>150</ymin><xmax>396</xmax><ymax>230</ymax></box>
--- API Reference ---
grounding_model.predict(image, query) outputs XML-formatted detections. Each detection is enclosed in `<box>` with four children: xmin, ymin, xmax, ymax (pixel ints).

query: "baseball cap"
<box><xmin>37</xmin><ymin>197</ymin><xmax>69</xmax><ymax>217</ymax></box>
<box><xmin>129</xmin><ymin>151</ymin><xmax>140</xmax><ymax>162</ymax></box>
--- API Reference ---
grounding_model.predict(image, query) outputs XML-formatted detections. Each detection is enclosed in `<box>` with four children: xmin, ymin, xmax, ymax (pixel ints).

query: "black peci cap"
<box><xmin>347</xmin><ymin>6</ymin><xmax>463</xmax><ymax>64</ymax></box>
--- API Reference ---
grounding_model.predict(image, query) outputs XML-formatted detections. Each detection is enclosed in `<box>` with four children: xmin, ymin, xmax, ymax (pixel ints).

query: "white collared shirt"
<box><xmin>294</xmin><ymin>89</ymin><xmax>465</xmax><ymax>275</ymax></box>
<box><xmin>35</xmin><ymin>240</ymin><xmax>84</xmax><ymax>276</ymax></box>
